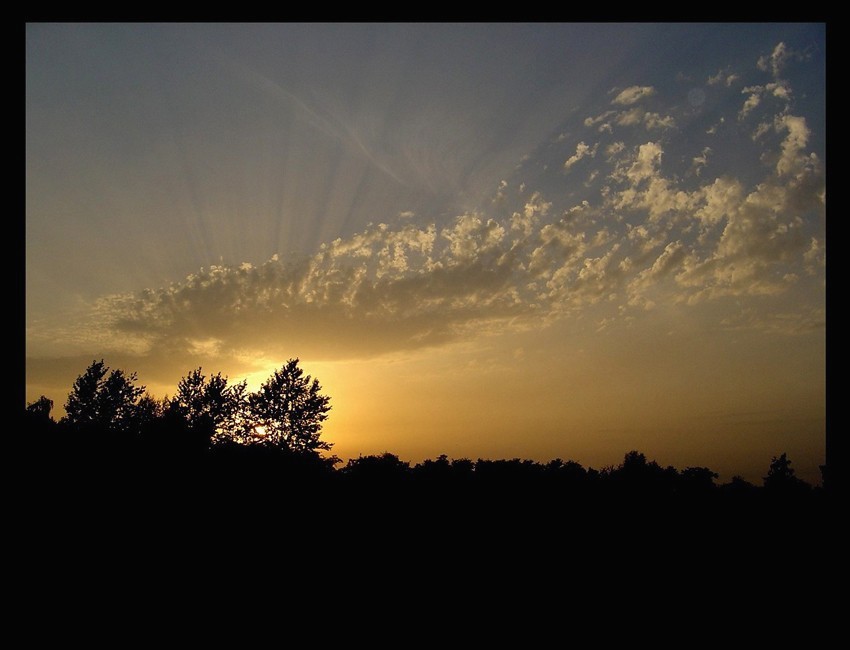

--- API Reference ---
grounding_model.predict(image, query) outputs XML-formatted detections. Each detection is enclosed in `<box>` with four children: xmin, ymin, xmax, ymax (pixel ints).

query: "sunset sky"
<box><xmin>26</xmin><ymin>23</ymin><xmax>826</xmax><ymax>484</ymax></box>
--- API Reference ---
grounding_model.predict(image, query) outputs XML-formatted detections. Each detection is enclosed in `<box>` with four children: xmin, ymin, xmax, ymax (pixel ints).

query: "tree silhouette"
<box><xmin>170</xmin><ymin>368</ymin><xmax>249</xmax><ymax>447</ymax></box>
<box><xmin>25</xmin><ymin>395</ymin><xmax>54</xmax><ymax>421</ymax></box>
<box><xmin>248</xmin><ymin>358</ymin><xmax>332</xmax><ymax>455</ymax></box>
<box><xmin>24</xmin><ymin>395</ymin><xmax>57</xmax><ymax>452</ymax></box>
<box><xmin>61</xmin><ymin>360</ymin><xmax>146</xmax><ymax>435</ymax></box>
<box><xmin>342</xmin><ymin>452</ymin><xmax>411</xmax><ymax>482</ymax></box>
<box><xmin>130</xmin><ymin>393</ymin><xmax>165</xmax><ymax>437</ymax></box>
<box><xmin>763</xmin><ymin>452</ymin><xmax>810</xmax><ymax>496</ymax></box>
<box><xmin>678</xmin><ymin>466</ymin><xmax>719</xmax><ymax>495</ymax></box>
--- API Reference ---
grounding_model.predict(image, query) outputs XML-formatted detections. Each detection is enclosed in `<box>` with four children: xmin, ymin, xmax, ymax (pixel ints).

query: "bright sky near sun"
<box><xmin>26</xmin><ymin>23</ymin><xmax>826</xmax><ymax>484</ymax></box>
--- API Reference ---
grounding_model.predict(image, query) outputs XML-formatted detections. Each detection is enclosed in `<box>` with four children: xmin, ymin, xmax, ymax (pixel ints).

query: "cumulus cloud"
<box><xmin>739</xmin><ymin>92</ymin><xmax>762</xmax><ymax>120</ymax></box>
<box><xmin>642</xmin><ymin>112</ymin><xmax>676</xmax><ymax>130</ymax></box>
<box><xmin>740</xmin><ymin>44</ymin><xmax>799</xmax><ymax>121</ymax></box>
<box><xmin>758</xmin><ymin>42</ymin><xmax>792</xmax><ymax>78</ymax></box>
<box><xmin>563</xmin><ymin>141</ymin><xmax>597</xmax><ymax>171</ymax></box>
<box><xmin>611</xmin><ymin>86</ymin><xmax>656</xmax><ymax>105</ymax></box>
<box><xmin>709</xmin><ymin>70</ymin><xmax>740</xmax><ymax>87</ymax></box>
<box><xmin>586</xmin><ymin>107</ymin><xmax>675</xmax><ymax>133</ymax></box>
<box><xmin>774</xmin><ymin>114</ymin><xmax>815</xmax><ymax>177</ymax></box>
<box><xmin>584</xmin><ymin>111</ymin><xmax>615</xmax><ymax>131</ymax></box>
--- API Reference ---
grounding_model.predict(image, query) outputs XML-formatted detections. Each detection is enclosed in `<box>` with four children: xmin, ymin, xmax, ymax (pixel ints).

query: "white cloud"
<box><xmin>768</xmin><ymin>81</ymin><xmax>791</xmax><ymax>100</ymax></box>
<box><xmin>758</xmin><ymin>42</ymin><xmax>791</xmax><ymax>77</ymax></box>
<box><xmin>622</xmin><ymin>141</ymin><xmax>664</xmax><ymax>184</ymax></box>
<box><xmin>627</xmin><ymin>241</ymin><xmax>687</xmax><ymax>308</ymax></box>
<box><xmin>442</xmin><ymin>214</ymin><xmax>506</xmax><ymax>263</ymax></box>
<box><xmin>643</xmin><ymin>112</ymin><xmax>676</xmax><ymax>130</ymax></box>
<box><xmin>510</xmin><ymin>192</ymin><xmax>551</xmax><ymax>241</ymax></box>
<box><xmin>563</xmin><ymin>141</ymin><xmax>597</xmax><ymax>171</ymax></box>
<box><xmin>590</xmin><ymin>107</ymin><xmax>675</xmax><ymax>134</ymax></box>
<box><xmin>615</xmin><ymin>107</ymin><xmax>644</xmax><ymax>126</ymax></box>
<box><xmin>605</xmin><ymin>142</ymin><xmax>626</xmax><ymax>159</ymax></box>
<box><xmin>739</xmin><ymin>92</ymin><xmax>761</xmax><ymax>120</ymax></box>
<box><xmin>584</xmin><ymin>110</ymin><xmax>615</xmax><ymax>130</ymax></box>
<box><xmin>708</xmin><ymin>69</ymin><xmax>740</xmax><ymax>87</ymax></box>
<box><xmin>692</xmin><ymin>147</ymin><xmax>711</xmax><ymax>176</ymax></box>
<box><xmin>774</xmin><ymin>114</ymin><xmax>814</xmax><ymax>177</ymax></box>
<box><xmin>751</xmin><ymin>121</ymin><xmax>772</xmax><ymax>140</ymax></box>
<box><xmin>693</xmin><ymin>177</ymin><xmax>744</xmax><ymax>229</ymax></box>
<box><xmin>626</xmin><ymin>223</ymin><xmax>668</xmax><ymax>255</ymax></box>
<box><xmin>611</xmin><ymin>86</ymin><xmax>656</xmax><ymax>105</ymax></box>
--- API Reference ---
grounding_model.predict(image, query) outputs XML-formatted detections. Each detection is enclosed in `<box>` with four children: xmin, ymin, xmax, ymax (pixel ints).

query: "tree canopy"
<box><xmin>248</xmin><ymin>358</ymin><xmax>332</xmax><ymax>455</ymax></box>
<box><xmin>62</xmin><ymin>360</ymin><xmax>146</xmax><ymax>435</ymax></box>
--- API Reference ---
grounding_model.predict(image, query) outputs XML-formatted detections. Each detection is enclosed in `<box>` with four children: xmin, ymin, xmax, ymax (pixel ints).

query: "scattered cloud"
<box><xmin>739</xmin><ymin>92</ymin><xmax>762</xmax><ymax>120</ymax></box>
<box><xmin>758</xmin><ymin>42</ymin><xmax>793</xmax><ymax>78</ymax></box>
<box><xmin>691</xmin><ymin>147</ymin><xmax>711</xmax><ymax>176</ymax></box>
<box><xmin>586</xmin><ymin>106</ymin><xmax>675</xmax><ymax>134</ymax></box>
<box><xmin>611</xmin><ymin>85</ymin><xmax>656</xmax><ymax>106</ymax></box>
<box><xmin>774</xmin><ymin>114</ymin><xmax>816</xmax><ymax>177</ymax></box>
<box><xmin>584</xmin><ymin>110</ymin><xmax>615</xmax><ymax>130</ymax></box>
<box><xmin>30</xmin><ymin>42</ymin><xmax>824</xmax><ymax>365</ymax></box>
<box><xmin>563</xmin><ymin>141</ymin><xmax>597</xmax><ymax>171</ymax></box>
<box><xmin>709</xmin><ymin>69</ymin><xmax>741</xmax><ymax>87</ymax></box>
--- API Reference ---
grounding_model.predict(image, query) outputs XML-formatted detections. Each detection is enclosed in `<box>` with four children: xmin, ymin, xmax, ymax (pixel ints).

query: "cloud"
<box><xmin>758</xmin><ymin>42</ymin><xmax>792</xmax><ymax>78</ymax></box>
<box><xmin>740</xmin><ymin>43</ymin><xmax>801</xmax><ymax>122</ymax></box>
<box><xmin>706</xmin><ymin>117</ymin><xmax>725</xmax><ymax>135</ymax></box>
<box><xmin>563</xmin><ymin>141</ymin><xmax>597</xmax><ymax>171</ymax></box>
<box><xmin>626</xmin><ymin>241</ymin><xmax>687</xmax><ymax>309</ymax></box>
<box><xmin>691</xmin><ymin>147</ymin><xmax>711</xmax><ymax>176</ymax></box>
<box><xmin>584</xmin><ymin>110</ymin><xmax>615</xmax><ymax>131</ymax></box>
<box><xmin>709</xmin><ymin>70</ymin><xmax>740</xmax><ymax>87</ymax></box>
<box><xmin>31</xmin><ymin>50</ymin><xmax>824</xmax><ymax>366</ymax></box>
<box><xmin>774</xmin><ymin>114</ymin><xmax>815</xmax><ymax>177</ymax></box>
<box><xmin>719</xmin><ymin>305</ymin><xmax>824</xmax><ymax>335</ymax></box>
<box><xmin>586</xmin><ymin>106</ymin><xmax>675</xmax><ymax>134</ymax></box>
<box><xmin>739</xmin><ymin>92</ymin><xmax>761</xmax><ymax>120</ymax></box>
<box><xmin>738</xmin><ymin>81</ymin><xmax>793</xmax><ymax>121</ymax></box>
<box><xmin>611</xmin><ymin>86</ymin><xmax>656</xmax><ymax>106</ymax></box>
<box><xmin>50</xmin><ymin>122</ymin><xmax>822</xmax><ymax>363</ymax></box>
<box><xmin>605</xmin><ymin>142</ymin><xmax>626</xmax><ymax>159</ymax></box>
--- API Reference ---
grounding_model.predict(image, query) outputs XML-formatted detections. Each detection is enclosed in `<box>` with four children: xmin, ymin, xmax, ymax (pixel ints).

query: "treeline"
<box><xmin>20</xmin><ymin>362</ymin><xmax>832</xmax><ymax>612</ymax></box>
<box><xmin>23</xmin><ymin>359</ymin><xmax>824</xmax><ymax>509</ymax></box>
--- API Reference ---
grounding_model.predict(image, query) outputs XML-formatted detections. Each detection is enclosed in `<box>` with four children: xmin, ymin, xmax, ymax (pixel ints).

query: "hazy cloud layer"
<box><xmin>29</xmin><ymin>42</ymin><xmax>824</xmax><ymax>363</ymax></box>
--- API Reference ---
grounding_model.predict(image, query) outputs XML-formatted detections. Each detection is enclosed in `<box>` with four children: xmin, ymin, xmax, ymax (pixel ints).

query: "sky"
<box><xmin>25</xmin><ymin>23</ymin><xmax>826</xmax><ymax>484</ymax></box>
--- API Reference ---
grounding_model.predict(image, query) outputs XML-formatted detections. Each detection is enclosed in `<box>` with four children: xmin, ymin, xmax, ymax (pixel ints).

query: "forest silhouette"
<box><xmin>20</xmin><ymin>357</ymin><xmax>833</xmax><ymax>626</ymax></box>
<box><xmin>19</xmin><ymin>356</ymin><xmax>837</xmax><ymax>603</ymax></box>
<box><xmin>23</xmin><ymin>359</ymin><xmax>828</xmax><ymax>523</ymax></box>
